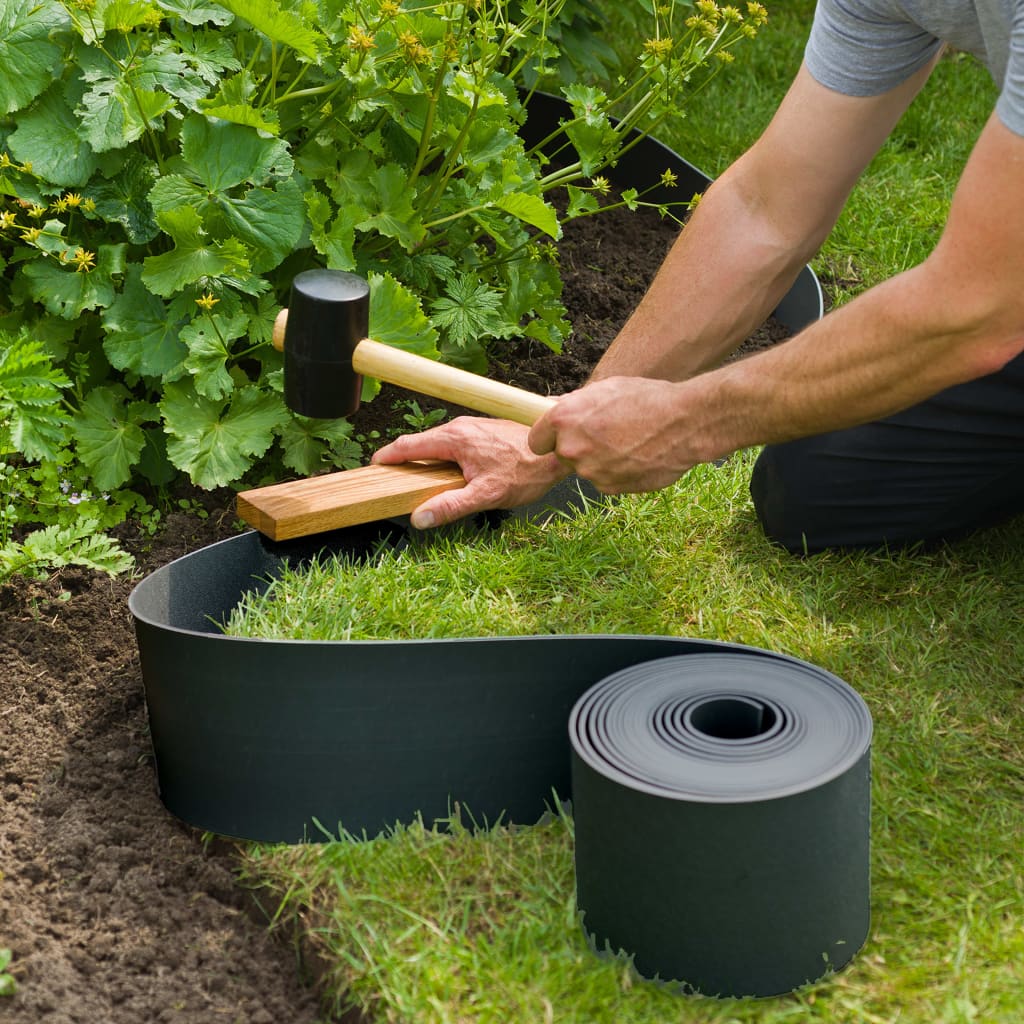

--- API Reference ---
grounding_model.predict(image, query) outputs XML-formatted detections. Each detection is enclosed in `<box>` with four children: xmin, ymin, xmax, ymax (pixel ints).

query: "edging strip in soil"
<box><xmin>128</xmin><ymin>517</ymin><xmax>871</xmax><ymax>997</ymax></box>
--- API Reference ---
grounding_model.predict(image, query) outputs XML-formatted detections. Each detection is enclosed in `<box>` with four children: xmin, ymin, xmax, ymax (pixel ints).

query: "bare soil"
<box><xmin>0</xmin><ymin>199</ymin><xmax>789</xmax><ymax>1022</ymax></box>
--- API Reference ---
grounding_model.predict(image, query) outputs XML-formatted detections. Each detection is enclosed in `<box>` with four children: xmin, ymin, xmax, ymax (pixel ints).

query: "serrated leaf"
<box><xmin>306</xmin><ymin>190</ymin><xmax>357</xmax><ymax>270</ymax></box>
<box><xmin>0</xmin><ymin>332</ymin><xmax>70</xmax><ymax>460</ymax></box>
<box><xmin>102</xmin><ymin>267</ymin><xmax>188</xmax><ymax>379</ymax></box>
<box><xmin>199</xmin><ymin>102</ymin><xmax>280</xmax><ymax>134</ymax></box>
<box><xmin>356</xmin><ymin>164</ymin><xmax>424</xmax><ymax>250</ymax></box>
<box><xmin>88</xmin><ymin>154</ymin><xmax>160</xmax><ymax>243</ymax></box>
<box><xmin>430</xmin><ymin>274</ymin><xmax>509</xmax><ymax>347</ymax></box>
<box><xmin>367</xmin><ymin>273</ymin><xmax>439</xmax><ymax>357</ymax></box>
<box><xmin>148</xmin><ymin>173</ymin><xmax>205</xmax><ymax>216</ymax></box>
<box><xmin>7</xmin><ymin>83</ymin><xmax>99</xmax><ymax>187</ymax></box>
<box><xmin>154</xmin><ymin>0</ymin><xmax>233</xmax><ymax>25</ymax></box>
<box><xmin>141</xmin><ymin>206</ymin><xmax>254</xmax><ymax>297</ymax></box>
<box><xmin>72</xmin><ymin>384</ymin><xmax>147</xmax><ymax>490</ymax></box>
<box><xmin>78</xmin><ymin>74</ymin><xmax>176</xmax><ymax>152</ymax></box>
<box><xmin>218</xmin><ymin>0</ymin><xmax>323</xmax><ymax>60</ymax></box>
<box><xmin>161</xmin><ymin>381</ymin><xmax>287</xmax><ymax>488</ymax></box>
<box><xmin>565</xmin><ymin>184</ymin><xmax>600</xmax><ymax>219</ymax></box>
<box><xmin>219</xmin><ymin>178</ymin><xmax>304</xmax><ymax>272</ymax></box>
<box><xmin>181</xmin><ymin>309</ymin><xmax>249</xmax><ymax>399</ymax></box>
<box><xmin>181</xmin><ymin>114</ymin><xmax>293</xmax><ymax>190</ymax></box>
<box><xmin>103</xmin><ymin>0</ymin><xmax>159</xmax><ymax>34</ymax></box>
<box><xmin>494</xmin><ymin>192</ymin><xmax>560</xmax><ymax>239</ymax></box>
<box><xmin>22</xmin><ymin>245</ymin><xmax>127</xmax><ymax>320</ymax></box>
<box><xmin>279</xmin><ymin>416</ymin><xmax>362</xmax><ymax>476</ymax></box>
<box><xmin>0</xmin><ymin>0</ymin><xmax>68</xmax><ymax>115</ymax></box>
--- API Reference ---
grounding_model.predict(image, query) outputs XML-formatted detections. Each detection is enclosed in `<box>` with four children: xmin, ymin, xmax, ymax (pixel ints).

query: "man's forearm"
<box><xmin>591</xmin><ymin>156</ymin><xmax>832</xmax><ymax>385</ymax></box>
<box><xmin>676</xmin><ymin>260</ymin><xmax>1024</xmax><ymax>466</ymax></box>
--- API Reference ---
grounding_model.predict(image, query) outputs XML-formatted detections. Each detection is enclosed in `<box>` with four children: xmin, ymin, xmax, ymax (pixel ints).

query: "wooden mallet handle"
<box><xmin>272</xmin><ymin>292</ymin><xmax>556</xmax><ymax>427</ymax></box>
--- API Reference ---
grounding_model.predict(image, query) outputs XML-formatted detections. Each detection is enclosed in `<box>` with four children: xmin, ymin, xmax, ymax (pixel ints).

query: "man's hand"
<box><xmin>371</xmin><ymin>416</ymin><xmax>569</xmax><ymax>529</ymax></box>
<box><xmin>528</xmin><ymin>377</ymin><xmax>709</xmax><ymax>494</ymax></box>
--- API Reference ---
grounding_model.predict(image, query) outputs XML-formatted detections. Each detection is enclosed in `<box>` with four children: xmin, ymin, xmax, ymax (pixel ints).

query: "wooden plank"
<box><xmin>236</xmin><ymin>461</ymin><xmax>466</xmax><ymax>540</ymax></box>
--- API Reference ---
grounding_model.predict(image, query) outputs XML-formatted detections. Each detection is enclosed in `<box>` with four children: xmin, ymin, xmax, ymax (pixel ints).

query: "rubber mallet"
<box><xmin>236</xmin><ymin>269</ymin><xmax>557</xmax><ymax>540</ymax></box>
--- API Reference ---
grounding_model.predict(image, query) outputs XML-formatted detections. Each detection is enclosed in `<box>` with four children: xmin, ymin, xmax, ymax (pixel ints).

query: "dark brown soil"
<box><xmin>0</xmin><ymin>199</ymin><xmax>789</xmax><ymax>1022</ymax></box>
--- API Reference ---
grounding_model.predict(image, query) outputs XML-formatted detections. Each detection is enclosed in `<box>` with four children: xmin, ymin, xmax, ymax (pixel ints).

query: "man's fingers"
<box><xmin>372</xmin><ymin>429</ymin><xmax>449</xmax><ymax>465</ymax></box>
<box><xmin>527</xmin><ymin>413</ymin><xmax>557</xmax><ymax>456</ymax></box>
<box><xmin>408</xmin><ymin>482</ymin><xmax>488</xmax><ymax>530</ymax></box>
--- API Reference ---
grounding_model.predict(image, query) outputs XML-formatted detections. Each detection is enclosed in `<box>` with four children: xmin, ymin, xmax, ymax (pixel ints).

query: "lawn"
<box><xmin>229</xmin><ymin>5</ymin><xmax>1022</xmax><ymax>1022</ymax></box>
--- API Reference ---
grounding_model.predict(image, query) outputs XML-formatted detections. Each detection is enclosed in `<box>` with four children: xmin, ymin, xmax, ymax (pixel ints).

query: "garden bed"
<box><xmin>0</xmin><ymin>196</ymin><xmax>791</xmax><ymax>1021</ymax></box>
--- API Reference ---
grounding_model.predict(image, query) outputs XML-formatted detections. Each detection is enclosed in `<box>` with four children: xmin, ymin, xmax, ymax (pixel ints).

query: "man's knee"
<box><xmin>749</xmin><ymin>443</ymin><xmax>818</xmax><ymax>554</ymax></box>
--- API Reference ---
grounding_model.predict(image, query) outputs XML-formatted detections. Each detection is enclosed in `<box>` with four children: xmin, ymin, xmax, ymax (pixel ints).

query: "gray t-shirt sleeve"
<box><xmin>805</xmin><ymin>0</ymin><xmax>1024</xmax><ymax>138</ymax></box>
<box><xmin>804</xmin><ymin>0</ymin><xmax>943</xmax><ymax>97</ymax></box>
<box><xmin>995</xmin><ymin>10</ymin><xmax>1024</xmax><ymax>135</ymax></box>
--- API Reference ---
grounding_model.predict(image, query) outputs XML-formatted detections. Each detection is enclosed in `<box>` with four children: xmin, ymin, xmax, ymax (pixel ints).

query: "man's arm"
<box><xmin>592</xmin><ymin>61</ymin><xmax>937</xmax><ymax>381</ymax></box>
<box><xmin>373</xmin><ymin>61</ymin><xmax>935</xmax><ymax>525</ymax></box>
<box><xmin>530</xmin><ymin>101</ymin><xmax>1024</xmax><ymax>494</ymax></box>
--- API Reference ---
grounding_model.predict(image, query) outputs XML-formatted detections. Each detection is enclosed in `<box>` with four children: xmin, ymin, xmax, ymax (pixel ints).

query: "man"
<box><xmin>373</xmin><ymin>1</ymin><xmax>1024</xmax><ymax>553</ymax></box>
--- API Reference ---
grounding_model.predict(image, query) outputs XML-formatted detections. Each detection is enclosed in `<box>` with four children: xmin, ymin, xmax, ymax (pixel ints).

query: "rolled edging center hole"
<box><xmin>684</xmin><ymin>695</ymin><xmax>778</xmax><ymax>741</ymax></box>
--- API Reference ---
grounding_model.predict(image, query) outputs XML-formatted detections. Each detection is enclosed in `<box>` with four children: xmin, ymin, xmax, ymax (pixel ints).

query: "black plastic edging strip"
<box><xmin>129</xmin><ymin>524</ymin><xmax>871</xmax><ymax>998</ymax></box>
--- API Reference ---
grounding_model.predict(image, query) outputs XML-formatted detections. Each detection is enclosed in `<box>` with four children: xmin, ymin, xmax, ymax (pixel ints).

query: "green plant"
<box><xmin>397</xmin><ymin>397</ymin><xmax>447</xmax><ymax>432</ymax></box>
<box><xmin>0</xmin><ymin>0</ymin><xmax>765</xmax><ymax>513</ymax></box>
<box><xmin>0</xmin><ymin>327</ymin><xmax>133</xmax><ymax>578</ymax></box>
<box><xmin>0</xmin><ymin>947</ymin><xmax>16</xmax><ymax>997</ymax></box>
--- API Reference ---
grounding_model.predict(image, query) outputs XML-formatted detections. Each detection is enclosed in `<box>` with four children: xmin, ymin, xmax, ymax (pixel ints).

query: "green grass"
<box><xmin>227</xmin><ymin>7</ymin><xmax>1021</xmax><ymax>1022</ymax></box>
<box><xmin>231</xmin><ymin>454</ymin><xmax>1024</xmax><ymax>1023</ymax></box>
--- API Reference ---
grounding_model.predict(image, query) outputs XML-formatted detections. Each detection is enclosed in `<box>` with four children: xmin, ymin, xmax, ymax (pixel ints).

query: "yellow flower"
<box><xmin>379</xmin><ymin>0</ymin><xmax>400</xmax><ymax>15</ymax></box>
<box><xmin>195</xmin><ymin>291</ymin><xmax>220</xmax><ymax>311</ymax></box>
<box><xmin>51</xmin><ymin>197</ymin><xmax>69</xmax><ymax>213</ymax></box>
<box><xmin>0</xmin><ymin>210</ymin><xmax>17</xmax><ymax>230</ymax></box>
<box><xmin>71</xmin><ymin>248</ymin><xmax>96</xmax><ymax>272</ymax></box>
<box><xmin>83</xmin><ymin>198</ymin><xmax>97</xmax><ymax>213</ymax></box>
<box><xmin>715</xmin><ymin>48</ymin><xmax>736</xmax><ymax>62</ymax></box>
<box><xmin>29</xmin><ymin>204</ymin><xmax>47</xmax><ymax>219</ymax></box>
<box><xmin>20</xmin><ymin>227</ymin><xmax>41</xmax><ymax>243</ymax></box>
<box><xmin>0</xmin><ymin>153</ymin><xmax>11</xmax><ymax>168</ymax></box>
<box><xmin>347</xmin><ymin>25</ymin><xmax>375</xmax><ymax>51</ymax></box>
<box><xmin>745</xmin><ymin>1</ymin><xmax>768</xmax><ymax>26</ymax></box>
<box><xmin>590</xmin><ymin>176</ymin><xmax>611</xmax><ymax>195</ymax></box>
<box><xmin>64</xmin><ymin>193</ymin><xmax>83</xmax><ymax>208</ymax></box>
<box><xmin>660</xmin><ymin>168</ymin><xmax>678</xmax><ymax>188</ymax></box>
<box><xmin>643</xmin><ymin>37</ymin><xmax>674</xmax><ymax>58</ymax></box>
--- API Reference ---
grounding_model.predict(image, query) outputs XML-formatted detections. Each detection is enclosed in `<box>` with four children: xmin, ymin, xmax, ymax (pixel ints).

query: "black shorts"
<box><xmin>749</xmin><ymin>351</ymin><xmax>1024</xmax><ymax>553</ymax></box>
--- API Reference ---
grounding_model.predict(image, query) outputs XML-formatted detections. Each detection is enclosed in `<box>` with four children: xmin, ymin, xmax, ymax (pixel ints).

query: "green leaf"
<box><xmin>22</xmin><ymin>245</ymin><xmax>127</xmax><ymax>320</ymax></box>
<box><xmin>161</xmin><ymin>381</ymin><xmax>287</xmax><ymax>488</ymax></box>
<box><xmin>368</xmin><ymin>273</ymin><xmax>439</xmax><ymax>357</ymax></box>
<box><xmin>217</xmin><ymin>0</ymin><xmax>324</xmax><ymax>60</ymax></box>
<box><xmin>356</xmin><ymin>164</ymin><xmax>425</xmax><ymax>250</ymax></box>
<box><xmin>0</xmin><ymin>520</ymin><xmax>133</xmax><ymax>580</ymax></box>
<box><xmin>218</xmin><ymin>178</ymin><xmax>304</xmax><ymax>273</ymax></box>
<box><xmin>0</xmin><ymin>0</ymin><xmax>68</xmax><ymax>115</ymax></box>
<box><xmin>7</xmin><ymin>83</ymin><xmax>99</xmax><ymax>187</ymax></box>
<box><xmin>181</xmin><ymin>309</ymin><xmax>249</xmax><ymax>399</ymax></box>
<box><xmin>199</xmin><ymin>102</ymin><xmax>281</xmax><ymax>134</ymax></box>
<box><xmin>0</xmin><ymin>331</ymin><xmax>70</xmax><ymax>461</ymax></box>
<box><xmin>306</xmin><ymin>190</ymin><xmax>358</xmax><ymax>270</ymax></box>
<box><xmin>494</xmin><ymin>192</ymin><xmax>560</xmax><ymax>239</ymax></box>
<box><xmin>88</xmin><ymin>154</ymin><xmax>160</xmax><ymax>244</ymax></box>
<box><xmin>72</xmin><ymin>384</ymin><xmax>147</xmax><ymax>490</ymax></box>
<box><xmin>154</xmin><ymin>0</ymin><xmax>233</xmax><ymax>26</ymax></box>
<box><xmin>181</xmin><ymin>114</ymin><xmax>293</xmax><ymax>190</ymax></box>
<box><xmin>562</xmin><ymin>84</ymin><xmax>618</xmax><ymax>177</ymax></box>
<box><xmin>78</xmin><ymin>72</ymin><xmax>176</xmax><ymax>152</ymax></box>
<box><xmin>279</xmin><ymin>416</ymin><xmax>362</xmax><ymax>476</ymax></box>
<box><xmin>430</xmin><ymin>274</ymin><xmax>509</xmax><ymax>348</ymax></box>
<box><xmin>141</xmin><ymin>206</ymin><xmax>255</xmax><ymax>297</ymax></box>
<box><xmin>565</xmin><ymin>184</ymin><xmax>600</xmax><ymax>219</ymax></box>
<box><xmin>102</xmin><ymin>266</ymin><xmax>188</xmax><ymax>379</ymax></box>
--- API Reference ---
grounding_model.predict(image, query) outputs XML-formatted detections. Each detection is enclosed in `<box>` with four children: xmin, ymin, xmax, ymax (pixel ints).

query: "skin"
<box><xmin>373</xmin><ymin>61</ymin><xmax>1024</xmax><ymax>529</ymax></box>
